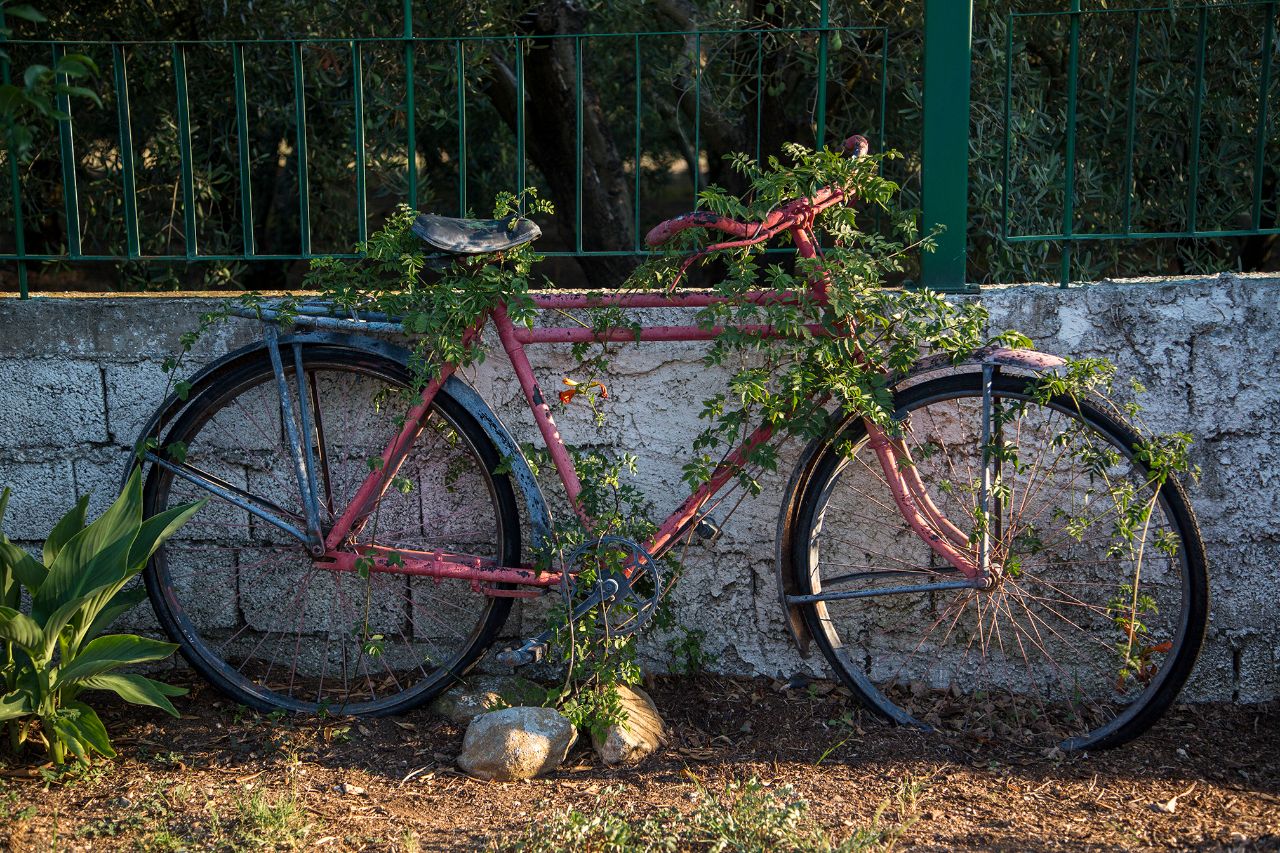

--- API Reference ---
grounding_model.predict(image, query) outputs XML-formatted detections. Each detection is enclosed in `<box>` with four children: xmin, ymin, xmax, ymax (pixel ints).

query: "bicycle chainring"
<box><xmin>561</xmin><ymin>535</ymin><xmax>662</xmax><ymax>637</ymax></box>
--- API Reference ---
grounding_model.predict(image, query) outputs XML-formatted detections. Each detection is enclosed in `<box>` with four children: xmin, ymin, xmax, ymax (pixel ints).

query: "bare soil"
<box><xmin>1</xmin><ymin>673</ymin><xmax>1276</xmax><ymax>851</ymax></box>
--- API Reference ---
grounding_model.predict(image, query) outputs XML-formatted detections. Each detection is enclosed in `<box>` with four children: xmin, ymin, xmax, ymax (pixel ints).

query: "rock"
<box><xmin>457</xmin><ymin>706</ymin><xmax>577</xmax><ymax>781</ymax></box>
<box><xmin>429</xmin><ymin>674</ymin><xmax>546</xmax><ymax>726</ymax></box>
<box><xmin>591</xmin><ymin>685</ymin><xmax>666</xmax><ymax>766</ymax></box>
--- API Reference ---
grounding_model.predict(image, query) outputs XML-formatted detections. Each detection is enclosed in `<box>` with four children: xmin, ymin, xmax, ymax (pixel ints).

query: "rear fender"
<box><xmin>773</xmin><ymin>346</ymin><xmax>1065</xmax><ymax>658</ymax></box>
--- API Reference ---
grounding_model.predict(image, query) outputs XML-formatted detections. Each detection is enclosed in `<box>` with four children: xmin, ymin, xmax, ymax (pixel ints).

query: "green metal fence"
<box><xmin>0</xmin><ymin>8</ymin><xmax>889</xmax><ymax>298</ymax></box>
<box><xmin>2</xmin><ymin>2</ymin><xmax>1278</xmax><ymax>295</ymax></box>
<box><xmin>1001</xmin><ymin>0</ymin><xmax>1278</xmax><ymax>286</ymax></box>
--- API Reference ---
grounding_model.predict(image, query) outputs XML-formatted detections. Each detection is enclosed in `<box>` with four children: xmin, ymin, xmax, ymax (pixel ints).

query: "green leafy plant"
<box><xmin>0</xmin><ymin>469</ymin><xmax>203</xmax><ymax>764</ymax></box>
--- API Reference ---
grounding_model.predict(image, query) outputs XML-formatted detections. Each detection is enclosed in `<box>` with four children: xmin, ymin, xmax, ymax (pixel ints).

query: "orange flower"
<box><xmin>559</xmin><ymin>389</ymin><xmax>577</xmax><ymax>405</ymax></box>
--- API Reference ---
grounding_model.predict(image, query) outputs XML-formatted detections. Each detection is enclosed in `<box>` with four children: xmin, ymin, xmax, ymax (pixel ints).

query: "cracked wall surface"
<box><xmin>0</xmin><ymin>272</ymin><xmax>1275</xmax><ymax>701</ymax></box>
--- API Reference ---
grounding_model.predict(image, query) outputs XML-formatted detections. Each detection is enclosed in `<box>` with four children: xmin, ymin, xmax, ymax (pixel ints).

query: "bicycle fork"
<box><xmin>800</xmin><ymin>363</ymin><xmax>1005</xmax><ymax>605</ymax></box>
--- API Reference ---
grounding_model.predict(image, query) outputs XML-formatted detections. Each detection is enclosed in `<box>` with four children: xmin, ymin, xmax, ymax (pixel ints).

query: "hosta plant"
<box><xmin>0</xmin><ymin>469</ymin><xmax>203</xmax><ymax>764</ymax></box>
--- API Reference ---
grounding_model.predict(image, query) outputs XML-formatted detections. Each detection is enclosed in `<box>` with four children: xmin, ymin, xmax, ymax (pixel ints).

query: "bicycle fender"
<box><xmin>772</xmin><ymin>345</ymin><xmax>1066</xmax><ymax>659</ymax></box>
<box><xmin>125</xmin><ymin>331</ymin><xmax>555</xmax><ymax>554</ymax></box>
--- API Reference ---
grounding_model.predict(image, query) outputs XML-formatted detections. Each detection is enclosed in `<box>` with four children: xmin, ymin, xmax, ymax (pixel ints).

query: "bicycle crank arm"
<box><xmin>494</xmin><ymin>578</ymin><xmax>622</xmax><ymax>667</ymax></box>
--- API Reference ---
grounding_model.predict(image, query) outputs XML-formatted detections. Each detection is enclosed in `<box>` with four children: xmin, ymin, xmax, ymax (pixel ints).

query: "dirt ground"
<box><xmin>1</xmin><ymin>673</ymin><xmax>1276</xmax><ymax>852</ymax></box>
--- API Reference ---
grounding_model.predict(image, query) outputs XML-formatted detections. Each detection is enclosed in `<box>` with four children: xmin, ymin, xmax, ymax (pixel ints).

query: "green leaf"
<box><xmin>0</xmin><ymin>535</ymin><xmax>46</xmax><ymax>592</ymax></box>
<box><xmin>2</xmin><ymin>4</ymin><xmax>47</xmax><ymax>22</ymax></box>
<box><xmin>22</xmin><ymin>63</ymin><xmax>49</xmax><ymax>90</ymax></box>
<box><xmin>51</xmin><ymin>718</ymin><xmax>88</xmax><ymax>764</ymax></box>
<box><xmin>33</xmin><ymin>471</ymin><xmax>144</xmax><ymax>619</ymax></box>
<box><xmin>77</xmin><ymin>673</ymin><xmax>185</xmax><ymax>717</ymax></box>
<box><xmin>81</xmin><ymin>585</ymin><xmax>147</xmax><ymax>642</ymax></box>
<box><xmin>0</xmin><ymin>689</ymin><xmax>33</xmax><ymax>722</ymax></box>
<box><xmin>44</xmin><ymin>493</ymin><xmax>90</xmax><ymax>567</ymax></box>
<box><xmin>126</xmin><ymin>498</ymin><xmax>205</xmax><ymax>570</ymax></box>
<box><xmin>0</xmin><ymin>606</ymin><xmax>44</xmax><ymax>655</ymax></box>
<box><xmin>63</xmin><ymin>700</ymin><xmax>115</xmax><ymax>758</ymax></box>
<box><xmin>54</xmin><ymin>634</ymin><xmax>178</xmax><ymax>688</ymax></box>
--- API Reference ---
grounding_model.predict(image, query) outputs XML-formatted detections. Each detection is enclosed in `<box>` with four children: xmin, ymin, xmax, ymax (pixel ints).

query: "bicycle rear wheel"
<box><xmin>791</xmin><ymin>371</ymin><xmax>1208</xmax><ymax>751</ymax></box>
<box><xmin>142</xmin><ymin>344</ymin><xmax>520</xmax><ymax>715</ymax></box>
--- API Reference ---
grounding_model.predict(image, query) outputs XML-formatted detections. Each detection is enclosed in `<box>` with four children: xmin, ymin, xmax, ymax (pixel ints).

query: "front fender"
<box><xmin>773</xmin><ymin>346</ymin><xmax>1065</xmax><ymax>658</ymax></box>
<box><xmin>126</xmin><ymin>330</ymin><xmax>554</xmax><ymax>554</ymax></box>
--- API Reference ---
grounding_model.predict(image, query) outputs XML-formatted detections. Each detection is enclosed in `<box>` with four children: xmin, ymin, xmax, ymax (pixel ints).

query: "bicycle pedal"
<box><xmin>694</xmin><ymin>518</ymin><xmax>722</xmax><ymax>543</ymax></box>
<box><xmin>495</xmin><ymin>639</ymin><xmax>546</xmax><ymax>668</ymax></box>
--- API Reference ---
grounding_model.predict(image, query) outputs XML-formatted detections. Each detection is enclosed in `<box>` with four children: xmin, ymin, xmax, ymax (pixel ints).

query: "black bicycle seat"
<box><xmin>410</xmin><ymin>213</ymin><xmax>541</xmax><ymax>255</ymax></box>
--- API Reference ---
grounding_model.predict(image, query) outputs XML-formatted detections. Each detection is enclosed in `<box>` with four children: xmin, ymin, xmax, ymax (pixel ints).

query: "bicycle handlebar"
<box><xmin>643</xmin><ymin>134</ymin><xmax>870</xmax><ymax>250</ymax></box>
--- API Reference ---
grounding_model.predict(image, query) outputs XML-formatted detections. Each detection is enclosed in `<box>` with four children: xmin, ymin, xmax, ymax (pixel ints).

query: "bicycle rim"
<box><xmin>794</xmin><ymin>372</ymin><xmax>1208</xmax><ymax>751</ymax></box>
<box><xmin>143</xmin><ymin>346</ymin><xmax>518</xmax><ymax>715</ymax></box>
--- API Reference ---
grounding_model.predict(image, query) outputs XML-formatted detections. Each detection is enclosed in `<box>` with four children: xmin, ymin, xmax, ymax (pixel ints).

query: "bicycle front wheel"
<box><xmin>791</xmin><ymin>371</ymin><xmax>1208</xmax><ymax>751</ymax></box>
<box><xmin>142</xmin><ymin>344</ymin><xmax>520</xmax><ymax>715</ymax></box>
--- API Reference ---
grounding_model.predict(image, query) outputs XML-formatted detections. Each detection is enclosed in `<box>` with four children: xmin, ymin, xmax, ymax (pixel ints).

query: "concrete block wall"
<box><xmin>0</xmin><ymin>272</ymin><xmax>1275</xmax><ymax>701</ymax></box>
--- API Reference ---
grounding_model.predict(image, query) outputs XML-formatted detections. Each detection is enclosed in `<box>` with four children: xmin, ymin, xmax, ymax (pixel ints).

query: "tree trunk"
<box><xmin>483</xmin><ymin>0</ymin><xmax>636</xmax><ymax>289</ymax></box>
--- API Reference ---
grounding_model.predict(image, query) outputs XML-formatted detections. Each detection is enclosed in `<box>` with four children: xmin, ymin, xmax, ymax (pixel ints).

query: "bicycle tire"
<box><xmin>142</xmin><ymin>344</ymin><xmax>520</xmax><ymax>716</ymax></box>
<box><xmin>790</xmin><ymin>371</ymin><xmax>1208</xmax><ymax>751</ymax></box>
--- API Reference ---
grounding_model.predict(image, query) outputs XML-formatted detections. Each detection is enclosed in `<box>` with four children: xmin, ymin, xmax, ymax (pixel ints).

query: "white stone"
<box><xmin>591</xmin><ymin>685</ymin><xmax>665</xmax><ymax>766</ymax></box>
<box><xmin>457</xmin><ymin>706</ymin><xmax>577</xmax><ymax>781</ymax></box>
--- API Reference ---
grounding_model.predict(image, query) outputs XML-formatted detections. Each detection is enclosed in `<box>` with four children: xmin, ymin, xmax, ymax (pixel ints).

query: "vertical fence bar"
<box><xmin>633</xmin><ymin>34</ymin><xmax>642</xmax><ymax>252</ymax></box>
<box><xmin>920</xmin><ymin>0</ymin><xmax>973</xmax><ymax>291</ymax></box>
<box><xmin>1058</xmin><ymin>0</ymin><xmax>1082</xmax><ymax>288</ymax></box>
<box><xmin>113</xmin><ymin>46</ymin><xmax>140</xmax><ymax>259</ymax></box>
<box><xmin>403</xmin><ymin>0</ymin><xmax>417</xmax><ymax>209</ymax></box>
<box><xmin>515</xmin><ymin>37</ymin><xmax>525</xmax><ymax>202</ymax></box>
<box><xmin>754</xmin><ymin>32</ymin><xmax>763</xmax><ymax>163</ymax></box>
<box><xmin>0</xmin><ymin>8</ymin><xmax>28</xmax><ymax>296</ymax></box>
<box><xmin>54</xmin><ymin>44</ymin><xmax>83</xmax><ymax>259</ymax></box>
<box><xmin>1122</xmin><ymin>12</ymin><xmax>1141</xmax><ymax>235</ymax></box>
<box><xmin>455</xmin><ymin>39</ymin><xmax>466</xmax><ymax>216</ymax></box>
<box><xmin>879</xmin><ymin>27</ymin><xmax>888</xmax><ymax>152</ymax></box>
<box><xmin>1186</xmin><ymin>4</ymin><xmax>1208</xmax><ymax>235</ymax></box>
<box><xmin>1001</xmin><ymin>14</ymin><xmax>1014</xmax><ymax>242</ymax></box>
<box><xmin>693</xmin><ymin>31</ymin><xmax>701</xmax><ymax>199</ymax></box>
<box><xmin>814</xmin><ymin>0</ymin><xmax>829</xmax><ymax>146</ymax></box>
<box><xmin>291</xmin><ymin>41</ymin><xmax>311</xmax><ymax>255</ymax></box>
<box><xmin>232</xmin><ymin>42</ymin><xmax>255</xmax><ymax>256</ymax></box>
<box><xmin>575</xmin><ymin>34</ymin><xmax>583</xmax><ymax>254</ymax></box>
<box><xmin>172</xmin><ymin>43</ymin><xmax>197</xmax><ymax>258</ymax></box>
<box><xmin>1251</xmin><ymin>2</ymin><xmax>1274</xmax><ymax>230</ymax></box>
<box><xmin>351</xmin><ymin>41</ymin><xmax>367</xmax><ymax>244</ymax></box>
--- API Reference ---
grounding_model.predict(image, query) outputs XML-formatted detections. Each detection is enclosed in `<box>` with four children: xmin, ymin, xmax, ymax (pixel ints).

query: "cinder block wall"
<box><xmin>0</xmin><ymin>272</ymin><xmax>1275</xmax><ymax>701</ymax></box>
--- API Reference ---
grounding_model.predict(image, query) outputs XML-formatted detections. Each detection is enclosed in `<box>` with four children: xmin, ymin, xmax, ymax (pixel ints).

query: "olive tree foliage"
<box><xmin>0</xmin><ymin>0</ymin><xmax>1274</xmax><ymax>291</ymax></box>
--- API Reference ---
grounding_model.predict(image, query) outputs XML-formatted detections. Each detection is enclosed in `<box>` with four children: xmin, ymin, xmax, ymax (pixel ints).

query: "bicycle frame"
<box><xmin>226</xmin><ymin>187</ymin><xmax>997</xmax><ymax>602</ymax></box>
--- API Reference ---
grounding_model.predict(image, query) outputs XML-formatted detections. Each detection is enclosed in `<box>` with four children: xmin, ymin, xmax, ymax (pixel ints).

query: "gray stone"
<box><xmin>591</xmin><ymin>685</ymin><xmax>665</xmax><ymax>766</ymax></box>
<box><xmin>457</xmin><ymin>706</ymin><xmax>577</xmax><ymax>781</ymax></box>
<box><xmin>429</xmin><ymin>674</ymin><xmax>546</xmax><ymax>726</ymax></box>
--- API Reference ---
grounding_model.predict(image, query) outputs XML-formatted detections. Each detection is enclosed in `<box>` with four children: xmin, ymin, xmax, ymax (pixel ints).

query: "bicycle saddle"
<box><xmin>410</xmin><ymin>213</ymin><xmax>541</xmax><ymax>255</ymax></box>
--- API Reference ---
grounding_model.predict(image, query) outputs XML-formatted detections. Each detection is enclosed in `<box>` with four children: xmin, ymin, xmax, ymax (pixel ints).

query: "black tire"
<box><xmin>791</xmin><ymin>371</ymin><xmax>1208</xmax><ymax>751</ymax></box>
<box><xmin>142</xmin><ymin>344</ymin><xmax>520</xmax><ymax>716</ymax></box>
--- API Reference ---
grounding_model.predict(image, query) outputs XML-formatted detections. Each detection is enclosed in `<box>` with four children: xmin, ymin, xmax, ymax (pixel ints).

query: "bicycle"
<box><xmin>133</xmin><ymin>135</ymin><xmax>1208</xmax><ymax>751</ymax></box>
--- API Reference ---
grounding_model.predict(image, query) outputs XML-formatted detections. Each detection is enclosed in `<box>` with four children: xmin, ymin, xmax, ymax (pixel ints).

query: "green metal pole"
<box><xmin>920</xmin><ymin>0</ymin><xmax>973</xmax><ymax>292</ymax></box>
<box><xmin>1059</xmin><ymin>0</ymin><xmax>1081</xmax><ymax>288</ymax></box>
<box><xmin>814</xmin><ymin>0</ymin><xmax>829</xmax><ymax>147</ymax></box>
<box><xmin>403</xmin><ymin>0</ymin><xmax>417</xmax><ymax>210</ymax></box>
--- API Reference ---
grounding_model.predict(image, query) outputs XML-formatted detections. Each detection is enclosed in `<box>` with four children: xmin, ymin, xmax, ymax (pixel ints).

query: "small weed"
<box><xmin>235</xmin><ymin>787</ymin><xmax>313</xmax><ymax>849</ymax></box>
<box><xmin>667</xmin><ymin>627</ymin><xmax>716</xmax><ymax>676</ymax></box>
<box><xmin>494</xmin><ymin>775</ymin><xmax>926</xmax><ymax>852</ymax></box>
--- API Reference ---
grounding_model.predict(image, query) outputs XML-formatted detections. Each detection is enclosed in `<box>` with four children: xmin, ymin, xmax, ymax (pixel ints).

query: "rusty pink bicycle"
<box><xmin>135</xmin><ymin>136</ymin><xmax>1207</xmax><ymax>751</ymax></box>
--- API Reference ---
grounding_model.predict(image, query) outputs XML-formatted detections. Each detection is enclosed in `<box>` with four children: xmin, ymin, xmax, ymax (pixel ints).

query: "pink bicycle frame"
<box><xmin>316</xmin><ymin>136</ymin><xmax>986</xmax><ymax>589</ymax></box>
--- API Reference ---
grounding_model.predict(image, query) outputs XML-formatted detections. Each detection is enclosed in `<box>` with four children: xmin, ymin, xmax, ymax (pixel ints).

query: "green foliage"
<box><xmin>0</xmin><ymin>470</ymin><xmax>203</xmax><ymax>764</ymax></box>
<box><xmin>0</xmin><ymin>1</ymin><xmax>99</xmax><ymax>161</ymax></box>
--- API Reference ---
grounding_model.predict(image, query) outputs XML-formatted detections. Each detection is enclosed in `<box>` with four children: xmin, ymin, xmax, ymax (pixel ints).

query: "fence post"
<box><xmin>920</xmin><ymin>0</ymin><xmax>973</xmax><ymax>292</ymax></box>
